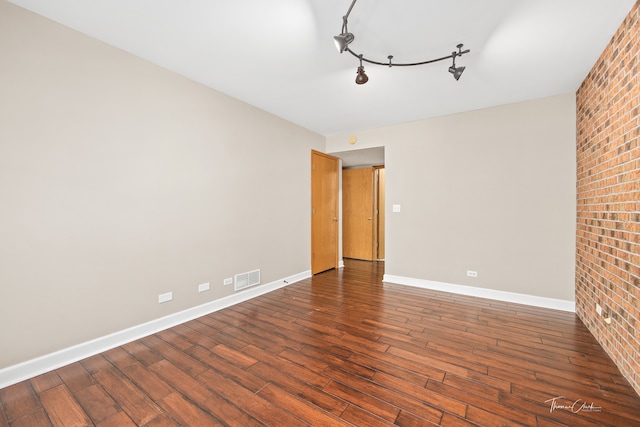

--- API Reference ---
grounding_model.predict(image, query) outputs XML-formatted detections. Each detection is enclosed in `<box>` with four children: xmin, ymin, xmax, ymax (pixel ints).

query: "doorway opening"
<box><xmin>311</xmin><ymin>147</ymin><xmax>385</xmax><ymax>274</ymax></box>
<box><xmin>330</xmin><ymin>147</ymin><xmax>385</xmax><ymax>265</ymax></box>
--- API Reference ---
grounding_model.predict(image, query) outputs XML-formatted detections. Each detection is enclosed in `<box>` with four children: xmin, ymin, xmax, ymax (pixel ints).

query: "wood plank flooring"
<box><xmin>1</xmin><ymin>259</ymin><xmax>639</xmax><ymax>426</ymax></box>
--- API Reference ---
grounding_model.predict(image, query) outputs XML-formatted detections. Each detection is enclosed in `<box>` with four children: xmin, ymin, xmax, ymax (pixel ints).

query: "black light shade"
<box><xmin>333</xmin><ymin>33</ymin><xmax>354</xmax><ymax>53</ymax></box>
<box><xmin>355</xmin><ymin>66</ymin><xmax>368</xmax><ymax>84</ymax></box>
<box><xmin>449</xmin><ymin>65</ymin><xmax>465</xmax><ymax>81</ymax></box>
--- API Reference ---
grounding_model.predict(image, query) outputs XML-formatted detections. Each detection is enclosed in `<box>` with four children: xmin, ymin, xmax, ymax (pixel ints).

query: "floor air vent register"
<box><xmin>234</xmin><ymin>269</ymin><xmax>260</xmax><ymax>291</ymax></box>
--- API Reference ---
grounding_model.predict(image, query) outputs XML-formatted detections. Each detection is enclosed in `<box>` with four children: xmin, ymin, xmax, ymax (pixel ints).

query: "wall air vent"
<box><xmin>234</xmin><ymin>269</ymin><xmax>260</xmax><ymax>291</ymax></box>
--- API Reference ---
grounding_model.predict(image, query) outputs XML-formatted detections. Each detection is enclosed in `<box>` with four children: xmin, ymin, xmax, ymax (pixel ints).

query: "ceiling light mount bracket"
<box><xmin>333</xmin><ymin>0</ymin><xmax>470</xmax><ymax>84</ymax></box>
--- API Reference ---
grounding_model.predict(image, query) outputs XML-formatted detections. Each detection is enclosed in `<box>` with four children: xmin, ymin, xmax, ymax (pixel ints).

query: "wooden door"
<box><xmin>311</xmin><ymin>151</ymin><xmax>339</xmax><ymax>274</ymax></box>
<box><xmin>343</xmin><ymin>167</ymin><xmax>374</xmax><ymax>260</ymax></box>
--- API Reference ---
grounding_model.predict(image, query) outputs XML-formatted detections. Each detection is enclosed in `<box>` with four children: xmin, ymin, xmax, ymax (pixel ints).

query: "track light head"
<box><xmin>449</xmin><ymin>65</ymin><xmax>465</xmax><ymax>81</ymax></box>
<box><xmin>355</xmin><ymin>66</ymin><xmax>368</xmax><ymax>84</ymax></box>
<box><xmin>355</xmin><ymin>54</ymin><xmax>368</xmax><ymax>84</ymax></box>
<box><xmin>333</xmin><ymin>32</ymin><xmax>354</xmax><ymax>53</ymax></box>
<box><xmin>448</xmin><ymin>51</ymin><xmax>466</xmax><ymax>81</ymax></box>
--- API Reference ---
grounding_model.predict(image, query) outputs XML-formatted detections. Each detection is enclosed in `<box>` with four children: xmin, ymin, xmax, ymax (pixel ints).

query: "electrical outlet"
<box><xmin>198</xmin><ymin>282</ymin><xmax>210</xmax><ymax>293</ymax></box>
<box><xmin>158</xmin><ymin>292</ymin><xmax>173</xmax><ymax>303</ymax></box>
<box><xmin>596</xmin><ymin>303</ymin><xmax>602</xmax><ymax>315</ymax></box>
<box><xmin>223</xmin><ymin>277</ymin><xmax>233</xmax><ymax>286</ymax></box>
<box><xmin>467</xmin><ymin>270</ymin><xmax>478</xmax><ymax>278</ymax></box>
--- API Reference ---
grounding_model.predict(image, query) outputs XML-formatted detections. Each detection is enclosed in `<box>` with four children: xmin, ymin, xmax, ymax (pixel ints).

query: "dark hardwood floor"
<box><xmin>1</xmin><ymin>259</ymin><xmax>639</xmax><ymax>426</ymax></box>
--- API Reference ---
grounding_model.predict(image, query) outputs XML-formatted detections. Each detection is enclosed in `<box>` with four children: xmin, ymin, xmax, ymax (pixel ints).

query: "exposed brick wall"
<box><xmin>575</xmin><ymin>1</ymin><xmax>639</xmax><ymax>396</ymax></box>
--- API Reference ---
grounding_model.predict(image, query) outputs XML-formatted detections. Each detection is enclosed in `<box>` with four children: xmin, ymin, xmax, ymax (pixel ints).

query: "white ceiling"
<box><xmin>8</xmin><ymin>0</ymin><xmax>636</xmax><ymax>136</ymax></box>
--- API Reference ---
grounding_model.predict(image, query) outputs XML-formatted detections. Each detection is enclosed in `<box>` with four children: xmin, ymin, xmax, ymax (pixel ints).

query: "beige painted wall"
<box><xmin>0</xmin><ymin>2</ymin><xmax>324</xmax><ymax>368</ymax></box>
<box><xmin>327</xmin><ymin>94</ymin><xmax>577</xmax><ymax>301</ymax></box>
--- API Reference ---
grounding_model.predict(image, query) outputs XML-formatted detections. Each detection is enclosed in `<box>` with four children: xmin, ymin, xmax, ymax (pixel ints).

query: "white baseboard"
<box><xmin>0</xmin><ymin>270</ymin><xmax>311</xmax><ymax>389</ymax></box>
<box><xmin>383</xmin><ymin>274</ymin><xmax>575</xmax><ymax>313</ymax></box>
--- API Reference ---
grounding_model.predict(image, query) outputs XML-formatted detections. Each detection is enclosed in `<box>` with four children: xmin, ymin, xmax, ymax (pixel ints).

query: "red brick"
<box><xmin>575</xmin><ymin>1</ymin><xmax>640</xmax><ymax>397</ymax></box>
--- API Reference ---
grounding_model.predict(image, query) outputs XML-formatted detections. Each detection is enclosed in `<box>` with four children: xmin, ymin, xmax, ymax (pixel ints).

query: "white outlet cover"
<box><xmin>392</xmin><ymin>204</ymin><xmax>401</xmax><ymax>213</ymax></box>
<box><xmin>158</xmin><ymin>292</ymin><xmax>173</xmax><ymax>303</ymax></box>
<box><xmin>467</xmin><ymin>270</ymin><xmax>478</xmax><ymax>277</ymax></box>
<box><xmin>224</xmin><ymin>277</ymin><xmax>233</xmax><ymax>286</ymax></box>
<box><xmin>198</xmin><ymin>282</ymin><xmax>210</xmax><ymax>293</ymax></box>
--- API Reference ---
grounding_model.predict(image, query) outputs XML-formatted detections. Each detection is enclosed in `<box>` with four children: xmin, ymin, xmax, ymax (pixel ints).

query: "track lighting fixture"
<box><xmin>333</xmin><ymin>32</ymin><xmax>354</xmax><ymax>54</ymax></box>
<box><xmin>448</xmin><ymin>46</ymin><xmax>466</xmax><ymax>80</ymax></box>
<box><xmin>334</xmin><ymin>0</ymin><xmax>470</xmax><ymax>84</ymax></box>
<box><xmin>355</xmin><ymin>55</ymin><xmax>368</xmax><ymax>84</ymax></box>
